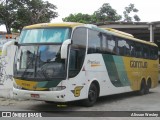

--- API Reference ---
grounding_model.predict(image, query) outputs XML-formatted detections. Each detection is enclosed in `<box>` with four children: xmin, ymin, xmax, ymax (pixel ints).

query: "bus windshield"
<box><xmin>14</xmin><ymin>45</ymin><xmax>66</xmax><ymax>80</ymax></box>
<box><xmin>19</xmin><ymin>27</ymin><xmax>71</xmax><ymax>43</ymax></box>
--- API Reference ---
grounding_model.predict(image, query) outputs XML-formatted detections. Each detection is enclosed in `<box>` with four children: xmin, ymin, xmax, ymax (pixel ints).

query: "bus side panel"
<box><xmin>65</xmin><ymin>71</ymin><xmax>88</xmax><ymax>101</ymax></box>
<box><xmin>101</xmin><ymin>54</ymin><xmax>158</xmax><ymax>93</ymax></box>
<box><xmin>65</xmin><ymin>54</ymin><xmax>133</xmax><ymax>101</ymax></box>
<box><xmin>85</xmin><ymin>54</ymin><xmax>132</xmax><ymax>97</ymax></box>
<box><xmin>123</xmin><ymin>57</ymin><xmax>158</xmax><ymax>90</ymax></box>
<box><xmin>64</xmin><ymin>54</ymin><xmax>158</xmax><ymax>101</ymax></box>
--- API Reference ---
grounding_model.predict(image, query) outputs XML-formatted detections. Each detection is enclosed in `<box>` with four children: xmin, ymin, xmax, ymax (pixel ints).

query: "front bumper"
<box><xmin>13</xmin><ymin>87</ymin><xmax>67</xmax><ymax>102</ymax></box>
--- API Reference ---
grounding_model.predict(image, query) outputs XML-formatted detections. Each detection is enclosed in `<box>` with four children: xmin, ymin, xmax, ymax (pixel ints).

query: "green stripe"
<box><xmin>113</xmin><ymin>56</ymin><xmax>130</xmax><ymax>86</ymax></box>
<box><xmin>102</xmin><ymin>54</ymin><xmax>130</xmax><ymax>87</ymax></box>
<box><xmin>45</xmin><ymin>80</ymin><xmax>63</xmax><ymax>88</ymax></box>
<box><xmin>36</xmin><ymin>79</ymin><xmax>63</xmax><ymax>88</ymax></box>
<box><xmin>102</xmin><ymin>54</ymin><xmax>122</xmax><ymax>87</ymax></box>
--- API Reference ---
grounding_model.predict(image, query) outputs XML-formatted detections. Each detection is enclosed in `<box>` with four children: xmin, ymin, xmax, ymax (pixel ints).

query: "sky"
<box><xmin>0</xmin><ymin>0</ymin><xmax>160</xmax><ymax>31</ymax></box>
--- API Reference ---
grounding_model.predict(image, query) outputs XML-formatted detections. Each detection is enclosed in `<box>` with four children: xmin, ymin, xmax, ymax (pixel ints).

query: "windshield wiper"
<box><xmin>36</xmin><ymin>63</ymin><xmax>51</xmax><ymax>81</ymax></box>
<box><xmin>21</xmin><ymin>51</ymin><xmax>36</xmax><ymax>78</ymax></box>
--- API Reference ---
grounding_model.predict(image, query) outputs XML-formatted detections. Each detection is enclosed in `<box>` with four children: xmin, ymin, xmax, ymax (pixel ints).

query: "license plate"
<box><xmin>31</xmin><ymin>94</ymin><xmax>40</xmax><ymax>98</ymax></box>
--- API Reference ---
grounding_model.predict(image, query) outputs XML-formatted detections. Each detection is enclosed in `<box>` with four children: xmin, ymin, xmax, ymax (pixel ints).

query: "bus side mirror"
<box><xmin>61</xmin><ymin>39</ymin><xmax>71</xmax><ymax>59</ymax></box>
<box><xmin>2</xmin><ymin>40</ymin><xmax>17</xmax><ymax>57</ymax></box>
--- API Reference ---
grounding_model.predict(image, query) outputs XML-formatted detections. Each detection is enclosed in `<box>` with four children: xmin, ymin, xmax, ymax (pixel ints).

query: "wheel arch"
<box><xmin>147</xmin><ymin>77</ymin><xmax>152</xmax><ymax>88</ymax></box>
<box><xmin>88</xmin><ymin>80</ymin><xmax>100</xmax><ymax>97</ymax></box>
<box><xmin>139</xmin><ymin>77</ymin><xmax>146</xmax><ymax>90</ymax></box>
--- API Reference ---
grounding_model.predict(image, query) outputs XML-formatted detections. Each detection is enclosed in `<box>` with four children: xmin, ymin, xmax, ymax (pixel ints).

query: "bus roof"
<box><xmin>24</xmin><ymin>22</ymin><xmax>84</xmax><ymax>29</ymax></box>
<box><xmin>104</xmin><ymin>28</ymin><xmax>134</xmax><ymax>38</ymax></box>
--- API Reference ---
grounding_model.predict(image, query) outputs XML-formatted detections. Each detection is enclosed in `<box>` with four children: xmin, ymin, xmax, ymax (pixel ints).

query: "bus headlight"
<box><xmin>13</xmin><ymin>81</ymin><xmax>22</xmax><ymax>89</ymax></box>
<box><xmin>49</xmin><ymin>86</ymin><xmax>66</xmax><ymax>91</ymax></box>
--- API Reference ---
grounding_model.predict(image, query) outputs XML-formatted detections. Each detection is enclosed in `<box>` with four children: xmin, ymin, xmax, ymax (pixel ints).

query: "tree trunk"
<box><xmin>5</xmin><ymin>24</ymin><xmax>11</xmax><ymax>34</ymax></box>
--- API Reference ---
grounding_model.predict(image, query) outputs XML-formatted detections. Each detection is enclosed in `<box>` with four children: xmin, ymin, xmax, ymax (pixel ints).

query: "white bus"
<box><xmin>2</xmin><ymin>22</ymin><xmax>158</xmax><ymax>106</ymax></box>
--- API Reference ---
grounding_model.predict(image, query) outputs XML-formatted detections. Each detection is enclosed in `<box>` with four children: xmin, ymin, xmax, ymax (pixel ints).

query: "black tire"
<box><xmin>145</xmin><ymin>80</ymin><xmax>151</xmax><ymax>94</ymax></box>
<box><xmin>138</xmin><ymin>80</ymin><xmax>146</xmax><ymax>95</ymax></box>
<box><xmin>81</xmin><ymin>83</ymin><xmax>98</xmax><ymax>107</ymax></box>
<box><xmin>145</xmin><ymin>85</ymin><xmax>149</xmax><ymax>94</ymax></box>
<box><xmin>45</xmin><ymin>101</ymin><xmax>55</xmax><ymax>104</ymax></box>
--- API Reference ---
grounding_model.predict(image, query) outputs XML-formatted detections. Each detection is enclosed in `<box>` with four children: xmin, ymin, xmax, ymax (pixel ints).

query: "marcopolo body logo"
<box><xmin>71</xmin><ymin>86</ymin><xmax>83</xmax><ymax>97</ymax></box>
<box><xmin>87</xmin><ymin>60</ymin><xmax>101</xmax><ymax>67</ymax></box>
<box><xmin>130</xmin><ymin>61</ymin><xmax>147</xmax><ymax>68</ymax></box>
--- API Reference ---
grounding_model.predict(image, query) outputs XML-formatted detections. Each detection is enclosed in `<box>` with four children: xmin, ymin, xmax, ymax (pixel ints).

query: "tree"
<box><xmin>63</xmin><ymin>3</ymin><xmax>122</xmax><ymax>23</ymax></box>
<box><xmin>63</xmin><ymin>13</ymin><xmax>93</xmax><ymax>23</ymax></box>
<box><xmin>123</xmin><ymin>3</ymin><xmax>140</xmax><ymax>22</ymax></box>
<box><xmin>0</xmin><ymin>0</ymin><xmax>18</xmax><ymax>33</ymax></box>
<box><xmin>63</xmin><ymin>3</ymin><xmax>141</xmax><ymax>23</ymax></box>
<box><xmin>0</xmin><ymin>18</ymin><xmax>3</xmax><ymax>25</ymax></box>
<box><xmin>0</xmin><ymin>0</ymin><xmax>58</xmax><ymax>33</ymax></box>
<box><xmin>12</xmin><ymin>0</ymin><xmax>58</xmax><ymax>31</ymax></box>
<box><xmin>93</xmin><ymin>3</ymin><xmax>122</xmax><ymax>22</ymax></box>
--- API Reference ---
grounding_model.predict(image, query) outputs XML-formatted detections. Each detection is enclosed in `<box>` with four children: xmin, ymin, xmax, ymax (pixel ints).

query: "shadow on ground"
<box><xmin>27</xmin><ymin>91</ymin><xmax>156</xmax><ymax>111</ymax></box>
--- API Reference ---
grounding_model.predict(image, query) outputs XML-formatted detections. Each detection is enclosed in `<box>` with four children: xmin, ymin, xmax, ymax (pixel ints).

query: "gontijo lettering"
<box><xmin>130</xmin><ymin>61</ymin><xmax>147</xmax><ymax>68</ymax></box>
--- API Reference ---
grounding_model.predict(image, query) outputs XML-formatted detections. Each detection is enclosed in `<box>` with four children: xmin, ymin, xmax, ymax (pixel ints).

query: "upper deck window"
<box><xmin>19</xmin><ymin>27</ymin><xmax>71</xmax><ymax>43</ymax></box>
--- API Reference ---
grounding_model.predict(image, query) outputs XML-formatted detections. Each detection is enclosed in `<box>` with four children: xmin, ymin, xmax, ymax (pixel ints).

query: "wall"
<box><xmin>0</xmin><ymin>44</ymin><xmax>16</xmax><ymax>98</ymax></box>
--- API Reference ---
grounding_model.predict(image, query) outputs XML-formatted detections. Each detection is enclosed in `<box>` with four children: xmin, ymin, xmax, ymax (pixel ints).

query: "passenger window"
<box><xmin>107</xmin><ymin>35</ymin><xmax>116</xmax><ymax>54</ymax></box>
<box><xmin>100</xmin><ymin>34</ymin><xmax>117</xmax><ymax>54</ymax></box>
<box><xmin>72</xmin><ymin>27</ymin><xmax>87</xmax><ymax>49</ymax></box>
<box><xmin>150</xmin><ymin>47</ymin><xmax>158</xmax><ymax>60</ymax></box>
<box><xmin>143</xmin><ymin>45</ymin><xmax>149</xmax><ymax>59</ymax></box>
<box><xmin>135</xmin><ymin>43</ymin><xmax>142</xmax><ymax>58</ymax></box>
<box><xmin>88</xmin><ymin>29</ymin><xmax>101</xmax><ymax>53</ymax></box>
<box><xmin>117</xmin><ymin>38</ymin><xmax>130</xmax><ymax>56</ymax></box>
<box><xmin>129</xmin><ymin>42</ymin><xmax>135</xmax><ymax>57</ymax></box>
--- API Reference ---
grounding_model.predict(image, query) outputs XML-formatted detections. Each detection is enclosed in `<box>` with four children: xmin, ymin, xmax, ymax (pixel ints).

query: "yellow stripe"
<box><xmin>91</xmin><ymin>64</ymin><xmax>101</xmax><ymax>67</ymax></box>
<box><xmin>15</xmin><ymin>79</ymin><xmax>47</xmax><ymax>91</ymax></box>
<box><xmin>24</xmin><ymin>22</ymin><xmax>84</xmax><ymax>29</ymax></box>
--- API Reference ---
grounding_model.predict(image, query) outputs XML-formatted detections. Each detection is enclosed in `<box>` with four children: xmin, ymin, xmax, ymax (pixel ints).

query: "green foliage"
<box><xmin>12</xmin><ymin>28</ymin><xmax>19</xmax><ymax>33</ymax></box>
<box><xmin>93</xmin><ymin>3</ymin><xmax>122</xmax><ymax>22</ymax></box>
<box><xmin>63</xmin><ymin>3</ymin><xmax>140</xmax><ymax>23</ymax></box>
<box><xmin>0</xmin><ymin>19</ymin><xmax>3</xmax><ymax>25</ymax></box>
<box><xmin>0</xmin><ymin>0</ymin><xmax>58</xmax><ymax>33</ymax></box>
<box><xmin>63</xmin><ymin>13</ymin><xmax>93</xmax><ymax>23</ymax></box>
<box><xmin>13</xmin><ymin>0</ymin><xmax>58</xmax><ymax>31</ymax></box>
<box><xmin>123</xmin><ymin>3</ymin><xmax>140</xmax><ymax>22</ymax></box>
<box><xmin>0</xmin><ymin>0</ymin><xmax>18</xmax><ymax>33</ymax></box>
<box><xmin>63</xmin><ymin>3</ymin><xmax>122</xmax><ymax>23</ymax></box>
<box><xmin>133</xmin><ymin>14</ymin><xmax>140</xmax><ymax>22</ymax></box>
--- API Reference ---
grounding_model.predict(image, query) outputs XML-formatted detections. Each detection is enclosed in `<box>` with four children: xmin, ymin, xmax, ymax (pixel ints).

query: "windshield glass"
<box><xmin>14</xmin><ymin>45</ymin><xmax>66</xmax><ymax>80</ymax></box>
<box><xmin>19</xmin><ymin>27</ymin><xmax>71</xmax><ymax>43</ymax></box>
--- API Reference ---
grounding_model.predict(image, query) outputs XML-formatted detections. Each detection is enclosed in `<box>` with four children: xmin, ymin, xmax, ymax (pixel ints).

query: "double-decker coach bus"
<box><xmin>2</xmin><ymin>22</ymin><xmax>158</xmax><ymax>106</ymax></box>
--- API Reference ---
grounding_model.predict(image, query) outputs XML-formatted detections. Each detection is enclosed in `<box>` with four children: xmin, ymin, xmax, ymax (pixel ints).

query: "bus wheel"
<box><xmin>138</xmin><ymin>80</ymin><xmax>146</xmax><ymax>95</ymax></box>
<box><xmin>145</xmin><ymin>80</ymin><xmax>151</xmax><ymax>94</ymax></box>
<box><xmin>45</xmin><ymin>101</ymin><xmax>55</xmax><ymax>104</ymax></box>
<box><xmin>82</xmin><ymin>83</ymin><xmax>98</xmax><ymax>107</ymax></box>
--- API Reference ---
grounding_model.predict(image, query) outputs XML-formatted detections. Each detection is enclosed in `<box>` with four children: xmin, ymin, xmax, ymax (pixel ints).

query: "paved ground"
<box><xmin>0</xmin><ymin>84</ymin><xmax>160</xmax><ymax>120</ymax></box>
<box><xmin>1</xmin><ymin>84</ymin><xmax>160</xmax><ymax>110</ymax></box>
